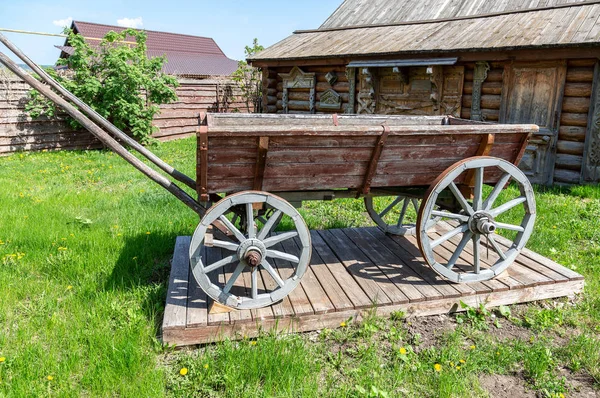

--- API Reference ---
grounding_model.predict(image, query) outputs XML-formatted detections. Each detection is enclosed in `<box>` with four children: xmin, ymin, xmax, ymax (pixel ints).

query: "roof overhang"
<box><xmin>347</xmin><ymin>57</ymin><xmax>457</xmax><ymax>68</ymax></box>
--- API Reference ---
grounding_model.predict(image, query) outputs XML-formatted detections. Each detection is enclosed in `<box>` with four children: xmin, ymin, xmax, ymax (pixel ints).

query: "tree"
<box><xmin>26</xmin><ymin>29</ymin><xmax>179</xmax><ymax>144</ymax></box>
<box><xmin>231</xmin><ymin>39</ymin><xmax>264</xmax><ymax>113</ymax></box>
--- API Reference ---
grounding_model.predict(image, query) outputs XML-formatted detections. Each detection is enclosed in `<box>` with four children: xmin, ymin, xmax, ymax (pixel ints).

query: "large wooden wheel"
<box><xmin>417</xmin><ymin>156</ymin><xmax>536</xmax><ymax>283</ymax></box>
<box><xmin>189</xmin><ymin>191</ymin><xmax>311</xmax><ymax>310</ymax></box>
<box><xmin>365</xmin><ymin>196</ymin><xmax>420</xmax><ymax>236</ymax></box>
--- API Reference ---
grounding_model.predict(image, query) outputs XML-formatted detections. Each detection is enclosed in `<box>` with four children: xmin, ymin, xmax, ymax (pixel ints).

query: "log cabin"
<box><xmin>249</xmin><ymin>0</ymin><xmax>600</xmax><ymax>185</ymax></box>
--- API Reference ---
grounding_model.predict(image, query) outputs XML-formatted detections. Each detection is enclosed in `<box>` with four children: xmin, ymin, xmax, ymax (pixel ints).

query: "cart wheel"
<box><xmin>364</xmin><ymin>196</ymin><xmax>420</xmax><ymax>236</ymax></box>
<box><xmin>417</xmin><ymin>156</ymin><xmax>536</xmax><ymax>283</ymax></box>
<box><xmin>189</xmin><ymin>191</ymin><xmax>311</xmax><ymax>310</ymax></box>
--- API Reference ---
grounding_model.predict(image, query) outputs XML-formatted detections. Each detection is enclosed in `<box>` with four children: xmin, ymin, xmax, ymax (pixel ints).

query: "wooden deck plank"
<box><xmin>162</xmin><ymin>228</ymin><xmax>585</xmax><ymax>346</ymax></box>
<box><xmin>292</xmin><ymin>235</ymin><xmax>355</xmax><ymax>312</ymax></box>
<box><xmin>163</xmin><ymin>236</ymin><xmax>192</xmax><ymax>331</ymax></box>
<box><xmin>368</xmin><ymin>228</ymin><xmax>466</xmax><ymax>298</ymax></box>
<box><xmin>318</xmin><ymin>229</ymin><xmax>392</xmax><ymax>305</ymax></box>
<box><xmin>343</xmin><ymin>228</ymin><xmax>428</xmax><ymax>303</ymax></box>
<box><xmin>186</xmin><ymin>246</ymin><xmax>209</xmax><ymax>328</ymax></box>
<box><xmin>310</xmin><ymin>230</ymin><xmax>373</xmax><ymax>309</ymax></box>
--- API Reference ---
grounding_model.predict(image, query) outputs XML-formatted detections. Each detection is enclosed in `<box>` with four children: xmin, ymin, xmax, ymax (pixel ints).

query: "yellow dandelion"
<box><xmin>553</xmin><ymin>226</ymin><xmax>557</xmax><ymax>229</ymax></box>
<box><xmin>69</xmin><ymin>234</ymin><xmax>75</xmax><ymax>237</ymax></box>
<box><xmin>117</xmin><ymin>233</ymin><xmax>122</xmax><ymax>237</ymax></box>
<box><xmin>179</xmin><ymin>367</ymin><xmax>188</xmax><ymax>376</ymax></box>
<box><xmin>340</xmin><ymin>321</ymin><xmax>347</xmax><ymax>328</ymax></box>
<box><xmin>0</xmin><ymin>357</ymin><xmax>5</xmax><ymax>363</ymax></box>
<box><xmin>67</xmin><ymin>286</ymin><xmax>73</xmax><ymax>290</ymax></box>
<box><xmin>469</xmin><ymin>345</ymin><xmax>476</xmax><ymax>350</ymax></box>
<box><xmin>459</xmin><ymin>359</ymin><xmax>466</xmax><ymax>364</ymax></box>
<box><xmin>204</xmin><ymin>364</ymin><xmax>209</xmax><ymax>369</ymax></box>
<box><xmin>146</xmin><ymin>232</ymin><xmax>151</xmax><ymax>235</ymax></box>
<box><xmin>250</xmin><ymin>341</ymin><xmax>257</xmax><ymax>346</ymax></box>
<box><xmin>456</xmin><ymin>366</ymin><xmax>461</xmax><ymax>370</ymax></box>
<box><xmin>399</xmin><ymin>347</ymin><xmax>407</xmax><ymax>355</ymax></box>
<box><xmin>47</xmin><ymin>375</ymin><xmax>54</xmax><ymax>381</ymax></box>
<box><xmin>450</xmin><ymin>361</ymin><xmax>455</xmax><ymax>367</ymax></box>
<box><xmin>496</xmin><ymin>351</ymin><xmax>500</xmax><ymax>356</ymax></box>
<box><xmin>434</xmin><ymin>364</ymin><xmax>442</xmax><ymax>372</ymax></box>
<box><xmin>558</xmin><ymin>394</ymin><xmax>565</xmax><ymax>398</ymax></box>
<box><xmin>58</xmin><ymin>247</ymin><xmax>68</xmax><ymax>251</ymax></box>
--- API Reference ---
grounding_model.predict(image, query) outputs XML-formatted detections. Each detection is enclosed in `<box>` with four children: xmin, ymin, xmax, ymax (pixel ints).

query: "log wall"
<box><xmin>554</xmin><ymin>59</ymin><xmax>595</xmax><ymax>184</ymax></box>
<box><xmin>263</xmin><ymin>66</ymin><xmax>352</xmax><ymax>114</ymax></box>
<box><xmin>0</xmin><ymin>77</ymin><xmax>247</xmax><ymax>155</ymax></box>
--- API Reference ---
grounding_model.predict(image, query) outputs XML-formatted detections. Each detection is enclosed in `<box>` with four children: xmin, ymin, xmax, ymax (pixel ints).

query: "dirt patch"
<box><xmin>405</xmin><ymin>314</ymin><xmax>457</xmax><ymax>350</ymax></box>
<box><xmin>560</xmin><ymin>368</ymin><xmax>600</xmax><ymax>397</ymax></box>
<box><xmin>479</xmin><ymin>374</ymin><xmax>535</xmax><ymax>398</ymax></box>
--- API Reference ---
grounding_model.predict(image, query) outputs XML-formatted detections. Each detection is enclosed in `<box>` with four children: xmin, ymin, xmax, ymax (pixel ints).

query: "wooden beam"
<box><xmin>360</xmin><ymin>125</ymin><xmax>390</xmax><ymax>196</ymax></box>
<box><xmin>197</xmin><ymin>126</ymin><xmax>209</xmax><ymax>202</ymax></box>
<box><xmin>253</xmin><ymin>136</ymin><xmax>270</xmax><ymax>191</ymax></box>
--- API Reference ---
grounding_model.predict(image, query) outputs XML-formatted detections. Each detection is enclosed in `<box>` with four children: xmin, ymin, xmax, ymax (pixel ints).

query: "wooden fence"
<box><xmin>0</xmin><ymin>76</ymin><xmax>249</xmax><ymax>154</ymax></box>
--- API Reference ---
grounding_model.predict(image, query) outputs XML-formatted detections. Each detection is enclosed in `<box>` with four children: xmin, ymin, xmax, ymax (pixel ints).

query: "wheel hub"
<box><xmin>237</xmin><ymin>239</ymin><xmax>266</xmax><ymax>268</ymax></box>
<box><xmin>469</xmin><ymin>211</ymin><xmax>497</xmax><ymax>235</ymax></box>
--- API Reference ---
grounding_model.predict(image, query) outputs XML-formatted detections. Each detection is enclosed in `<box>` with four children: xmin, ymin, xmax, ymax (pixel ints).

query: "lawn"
<box><xmin>0</xmin><ymin>138</ymin><xmax>598</xmax><ymax>397</ymax></box>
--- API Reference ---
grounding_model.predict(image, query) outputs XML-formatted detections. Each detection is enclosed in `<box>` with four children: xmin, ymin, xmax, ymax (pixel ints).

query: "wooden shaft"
<box><xmin>0</xmin><ymin>50</ymin><xmax>205</xmax><ymax>216</ymax></box>
<box><xmin>0</xmin><ymin>33</ymin><xmax>197</xmax><ymax>191</ymax></box>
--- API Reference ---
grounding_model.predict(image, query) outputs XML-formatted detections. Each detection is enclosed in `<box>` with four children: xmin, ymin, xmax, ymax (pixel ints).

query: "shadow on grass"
<box><xmin>105</xmin><ymin>232</ymin><xmax>181</xmax><ymax>333</ymax></box>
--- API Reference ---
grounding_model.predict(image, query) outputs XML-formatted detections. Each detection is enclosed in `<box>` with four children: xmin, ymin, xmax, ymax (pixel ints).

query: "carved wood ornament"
<box><xmin>471</xmin><ymin>62</ymin><xmax>490</xmax><ymax>121</ymax></box>
<box><xmin>345</xmin><ymin>67</ymin><xmax>356</xmax><ymax>114</ymax></box>
<box><xmin>320</xmin><ymin>89</ymin><xmax>342</xmax><ymax>110</ymax></box>
<box><xmin>357</xmin><ymin>68</ymin><xmax>376</xmax><ymax>114</ymax></box>
<box><xmin>279</xmin><ymin>66</ymin><xmax>316</xmax><ymax>114</ymax></box>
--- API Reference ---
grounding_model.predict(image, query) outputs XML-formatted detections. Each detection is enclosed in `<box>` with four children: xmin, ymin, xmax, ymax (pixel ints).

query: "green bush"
<box><xmin>26</xmin><ymin>28</ymin><xmax>179</xmax><ymax>144</ymax></box>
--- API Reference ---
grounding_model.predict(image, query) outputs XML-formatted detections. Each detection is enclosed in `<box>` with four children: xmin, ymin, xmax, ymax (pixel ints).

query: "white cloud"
<box><xmin>53</xmin><ymin>17</ymin><xmax>73</xmax><ymax>28</ymax></box>
<box><xmin>117</xmin><ymin>17</ymin><xmax>143</xmax><ymax>29</ymax></box>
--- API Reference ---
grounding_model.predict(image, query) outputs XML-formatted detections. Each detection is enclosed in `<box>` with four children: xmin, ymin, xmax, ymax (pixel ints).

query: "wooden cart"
<box><xmin>190</xmin><ymin>114</ymin><xmax>538</xmax><ymax>310</ymax></box>
<box><xmin>0</xmin><ymin>37</ymin><xmax>538</xmax><ymax>312</ymax></box>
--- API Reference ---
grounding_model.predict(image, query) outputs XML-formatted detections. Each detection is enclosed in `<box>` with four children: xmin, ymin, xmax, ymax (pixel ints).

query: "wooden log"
<box><xmin>461</xmin><ymin>95</ymin><xmax>501</xmax><ymax>110</ymax></box>
<box><xmin>276</xmin><ymin>82</ymin><xmax>350</xmax><ymax>93</ymax></box>
<box><xmin>564</xmin><ymin>82</ymin><xmax>593</xmax><ymax>98</ymax></box>
<box><xmin>558</xmin><ymin>125</ymin><xmax>587</xmax><ymax>141</ymax></box>
<box><xmin>276</xmin><ymin>91</ymin><xmax>350</xmax><ymax>103</ymax></box>
<box><xmin>555</xmin><ymin>154</ymin><xmax>583</xmax><ymax>171</ymax></box>
<box><xmin>561</xmin><ymin>97</ymin><xmax>591</xmax><ymax>114</ymax></box>
<box><xmin>560</xmin><ymin>112</ymin><xmax>589</xmax><ymax>127</ymax></box>
<box><xmin>556</xmin><ymin>140</ymin><xmax>585</xmax><ymax>156</ymax></box>
<box><xmin>567</xmin><ymin>59</ymin><xmax>597</xmax><ymax>68</ymax></box>
<box><xmin>566</xmin><ymin>67</ymin><xmax>594</xmax><ymax>83</ymax></box>
<box><xmin>553</xmin><ymin>168</ymin><xmax>581</xmax><ymax>184</ymax></box>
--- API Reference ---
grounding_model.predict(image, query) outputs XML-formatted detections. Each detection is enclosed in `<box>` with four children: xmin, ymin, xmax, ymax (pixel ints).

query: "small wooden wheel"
<box><xmin>365</xmin><ymin>196</ymin><xmax>420</xmax><ymax>236</ymax></box>
<box><xmin>417</xmin><ymin>156</ymin><xmax>536</xmax><ymax>283</ymax></box>
<box><xmin>189</xmin><ymin>191</ymin><xmax>311</xmax><ymax>310</ymax></box>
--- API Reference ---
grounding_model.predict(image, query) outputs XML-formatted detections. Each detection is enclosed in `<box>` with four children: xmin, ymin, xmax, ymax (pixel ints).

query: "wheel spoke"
<box><xmin>431</xmin><ymin>210</ymin><xmax>470</xmax><ymax>222</ymax></box>
<box><xmin>483</xmin><ymin>173</ymin><xmax>512</xmax><ymax>211</ymax></box>
<box><xmin>266</xmin><ymin>249</ymin><xmax>300</xmax><ymax>264</ymax></box>
<box><xmin>261</xmin><ymin>259</ymin><xmax>285</xmax><ymax>288</ymax></box>
<box><xmin>251</xmin><ymin>267</ymin><xmax>258</xmax><ymax>299</ymax></box>
<box><xmin>396</xmin><ymin>199</ymin><xmax>410</xmax><ymax>228</ymax></box>
<box><xmin>473</xmin><ymin>167</ymin><xmax>484</xmax><ymax>211</ymax></box>
<box><xmin>487</xmin><ymin>234</ymin><xmax>507</xmax><ymax>260</ymax></box>
<box><xmin>449</xmin><ymin>182</ymin><xmax>474</xmax><ymax>216</ymax></box>
<box><xmin>431</xmin><ymin>224</ymin><xmax>469</xmax><ymax>249</ymax></box>
<box><xmin>473</xmin><ymin>235</ymin><xmax>481</xmax><ymax>274</ymax></box>
<box><xmin>446</xmin><ymin>231</ymin><xmax>473</xmax><ymax>269</ymax></box>
<box><xmin>490</xmin><ymin>197</ymin><xmax>527</xmax><ymax>217</ymax></box>
<box><xmin>218</xmin><ymin>215</ymin><xmax>246</xmax><ymax>242</ymax></box>
<box><xmin>262</xmin><ymin>231</ymin><xmax>299</xmax><ymax>248</ymax></box>
<box><xmin>204</xmin><ymin>254</ymin><xmax>238</xmax><ymax>273</ymax></box>
<box><xmin>246</xmin><ymin>203</ymin><xmax>256</xmax><ymax>239</ymax></box>
<box><xmin>495</xmin><ymin>222</ymin><xmax>525</xmax><ymax>232</ymax></box>
<box><xmin>212</xmin><ymin>239</ymin><xmax>239</xmax><ymax>252</ymax></box>
<box><xmin>379</xmin><ymin>197</ymin><xmax>402</xmax><ymax>218</ymax></box>
<box><xmin>223</xmin><ymin>262</ymin><xmax>245</xmax><ymax>294</ymax></box>
<box><xmin>257</xmin><ymin>209</ymin><xmax>283</xmax><ymax>240</ymax></box>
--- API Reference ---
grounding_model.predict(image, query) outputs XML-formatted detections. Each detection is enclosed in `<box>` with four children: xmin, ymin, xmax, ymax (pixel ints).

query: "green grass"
<box><xmin>0</xmin><ymin>138</ymin><xmax>598</xmax><ymax>397</ymax></box>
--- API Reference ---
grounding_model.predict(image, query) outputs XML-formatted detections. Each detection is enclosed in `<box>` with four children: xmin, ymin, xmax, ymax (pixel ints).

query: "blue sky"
<box><xmin>0</xmin><ymin>0</ymin><xmax>342</xmax><ymax>65</ymax></box>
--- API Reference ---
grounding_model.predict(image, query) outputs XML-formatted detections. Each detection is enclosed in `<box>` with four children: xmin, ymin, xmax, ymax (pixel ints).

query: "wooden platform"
<box><xmin>162</xmin><ymin>226</ymin><xmax>584</xmax><ymax>346</ymax></box>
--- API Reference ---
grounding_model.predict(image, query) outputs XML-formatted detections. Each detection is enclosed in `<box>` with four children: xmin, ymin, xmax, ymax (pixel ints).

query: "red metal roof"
<box><xmin>57</xmin><ymin>21</ymin><xmax>238</xmax><ymax>77</ymax></box>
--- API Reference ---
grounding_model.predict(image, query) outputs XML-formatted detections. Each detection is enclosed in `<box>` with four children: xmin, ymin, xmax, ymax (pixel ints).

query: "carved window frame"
<box><xmin>279</xmin><ymin>66</ymin><xmax>316</xmax><ymax>114</ymax></box>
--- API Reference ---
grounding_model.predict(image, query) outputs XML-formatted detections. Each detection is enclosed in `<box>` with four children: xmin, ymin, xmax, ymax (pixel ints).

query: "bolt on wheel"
<box><xmin>189</xmin><ymin>191</ymin><xmax>311</xmax><ymax>310</ymax></box>
<box><xmin>417</xmin><ymin>156</ymin><xmax>536</xmax><ymax>283</ymax></box>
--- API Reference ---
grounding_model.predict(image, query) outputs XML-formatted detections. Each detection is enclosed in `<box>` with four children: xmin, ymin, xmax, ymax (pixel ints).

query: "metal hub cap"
<box><xmin>237</xmin><ymin>238</ymin><xmax>266</xmax><ymax>267</ymax></box>
<box><xmin>469</xmin><ymin>211</ymin><xmax>496</xmax><ymax>235</ymax></box>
